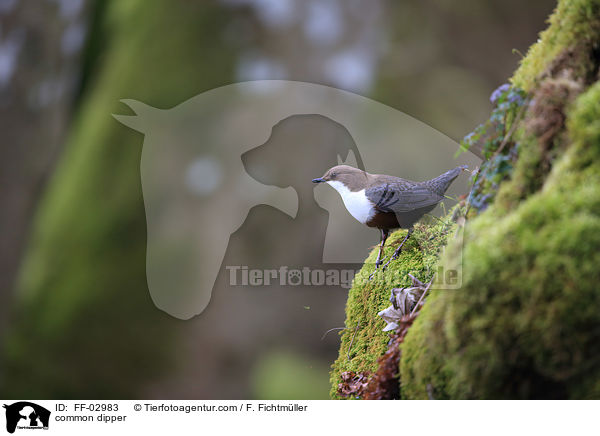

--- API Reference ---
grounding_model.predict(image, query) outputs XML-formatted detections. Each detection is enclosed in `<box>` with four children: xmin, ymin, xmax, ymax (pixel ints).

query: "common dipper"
<box><xmin>312</xmin><ymin>164</ymin><xmax>466</xmax><ymax>269</ymax></box>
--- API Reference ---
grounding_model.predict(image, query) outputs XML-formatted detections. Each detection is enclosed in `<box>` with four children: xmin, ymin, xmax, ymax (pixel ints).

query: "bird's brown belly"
<box><xmin>366</xmin><ymin>211</ymin><xmax>400</xmax><ymax>229</ymax></box>
<box><xmin>366</xmin><ymin>204</ymin><xmax>438</xmax><ymax>230</ymax></box>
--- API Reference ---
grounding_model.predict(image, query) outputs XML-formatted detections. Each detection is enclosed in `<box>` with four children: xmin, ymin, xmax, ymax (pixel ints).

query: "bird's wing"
<box><xmin>366</xmin><ymin>182</ymin><xmax>443</xmax><ymax>213</ymax></box>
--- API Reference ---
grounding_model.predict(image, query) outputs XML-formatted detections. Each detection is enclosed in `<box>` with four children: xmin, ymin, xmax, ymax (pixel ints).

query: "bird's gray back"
<box><xmin>365</xmin><ymin>178</ymin><xmax>443</xmax><ymax>213</ymax></box>
<box><xmin>365</xmin><ymin>166</ymin><xmax>464</xmax><ymax>214</ymax></box>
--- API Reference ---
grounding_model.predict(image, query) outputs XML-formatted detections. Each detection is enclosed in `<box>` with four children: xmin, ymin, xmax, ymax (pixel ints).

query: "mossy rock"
<box><xmin>399</xmin><ymin>0</ymin><xmax>600</xmax><ymax>399</ymax></box>
<box><xmin>329</xmin><ymin>213</ymin><xmax>460</xmax><ymax>399</ymax></box>
<box><xmin>400</xmin><ymin>82</ymin><xmax>600</xmax><ymax>399</ymax></box>
<box><xmin>512</xmin><ymin>0</ymin><xmax>600</xmax><ymax>91</ymax></box>
<box><xmin>333</xmin><ymin>0</ymin><xmax>600</xmax><ymax>399</ymax></box>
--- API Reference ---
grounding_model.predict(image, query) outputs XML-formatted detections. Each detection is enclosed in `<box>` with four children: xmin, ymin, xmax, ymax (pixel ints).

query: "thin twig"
<box><xmin>321</xmin><ymin>327</ymin><xmax>347</xmax><ymax>340</ymax></box>
<box><xmin>491</xmin><ymin>105</ymin><xmax>526</xmax><ymax>161</ymax></box>
<box><xmin>463</xmin><ymin>165</ymin><xmax>480</xmax><ymax>217</ymax></box>
<box><xmin>512</xmin><ymin>48</ymin><xmax>525</xmax><ymax>59</ymax></box>
<box><xmin>425</xmin><ymin>213</ymin><xmax>445</xmax><ymax>224</ymax></box>
<box><xmin>407</xmin><ymin>273</ymin><xmax>425</xmax><ymax>288</ymax></box>
<box><xmin>464</xmin><ymin>106</ymin><xmax>524</xmax><ymax>216</ymax></box>
<box><xmin>347</xmin><ymin>322</ymin><xmax>360</xmax><ymax>361</ymax></box>
<box><xmin>410</xmin><ymin>276</ymin><xmax>434</xmax><ymax>316</ymax></box>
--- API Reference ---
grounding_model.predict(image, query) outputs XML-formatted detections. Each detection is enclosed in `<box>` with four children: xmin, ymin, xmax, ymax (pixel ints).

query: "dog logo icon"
<box><xmin>3</xmin><ymin>402</ymin><xmax>50</xmax><ymax>433</ymax></box>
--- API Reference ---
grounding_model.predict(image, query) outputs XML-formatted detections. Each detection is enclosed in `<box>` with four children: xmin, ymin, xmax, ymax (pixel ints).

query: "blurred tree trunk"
<box><xmin>0</xmin><ymin>0</ymin><xmax>89</xmax><ymax>347</ymax></box>
<box><xmin>1</xmin><ymin>0</ymin><xmax>238</xmax><ymax>397</ymax></box>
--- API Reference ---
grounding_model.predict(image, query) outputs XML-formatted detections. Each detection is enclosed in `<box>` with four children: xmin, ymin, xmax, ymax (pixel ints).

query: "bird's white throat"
<box><xmin>327</xmin><ymin>180</ymin><xmax>375</xmax><ymax>225</ymax></box>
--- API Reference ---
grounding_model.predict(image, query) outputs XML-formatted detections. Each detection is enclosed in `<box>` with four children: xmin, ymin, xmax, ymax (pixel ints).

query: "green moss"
<box><xmin>512</xmin><ymin>0</ymin><xmax>600</xmax><ymax>91</ymax></box>
<box><xmin>493</xmin><ymin>130</ymin><xmax>542</xmax><ymax>212</ymax></box>
<box><xmin>400</xmin><ymin>78</ymin><xmax>600</xmax><ymax>401</ymax></box>
<box><xmin>329</xmin><ymin>212</ymin><xmax>460</xmax><ymax>399</ymax></box>
<box><xmin>339</xmin><ymin>0</ymin><xmax>600</xmax><ymax>400</ymax></box>
<box><xmin>493</xmin><ymin>0</ymin><xmax>600</xmax><ymax>212</ymax></box>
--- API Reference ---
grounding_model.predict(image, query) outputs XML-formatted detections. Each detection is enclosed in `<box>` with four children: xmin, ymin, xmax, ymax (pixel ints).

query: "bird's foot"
<box><xmin>391</xmin><ymin>229</ymin><xmax>413</xmax><ymax>260</ymax></box>
<box><xmin>369</xmin><ymin>255</ymin><xmax>386</xmax><ymax>280</ymax></box>
<box><xmin>369</xmin><ymin>261</ymin><xmax>384</xmax><ymax>280</ymax></box>
<box><xmin>368</xmin><ymin>265</ymin><xmax>379</xmax><ymax>281</ymax></box>
<box><xmin>380</xmin><ymin>257</ymin><xmax>393</xmax><ymax>272</ymax></box>
<box><xmin>382</xmin><ymin>245</ymin><xmax>406</xmax><ymax>270</ymax></box>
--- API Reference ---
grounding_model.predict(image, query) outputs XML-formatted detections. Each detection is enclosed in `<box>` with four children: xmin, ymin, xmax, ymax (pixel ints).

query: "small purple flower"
<box><xmin>490</xmin><ymin>83</ymin><xmax>510</xmax><ymax>104</ymax></box>
<box><xmin>508</xmin><ymin>93</ymin><xmax>524</xmax><ymax>105</ymax></box>
<box><xmin>463</xmin><ymin>131</ymin><xmax>475</xmax><ymax>142</ymax></box>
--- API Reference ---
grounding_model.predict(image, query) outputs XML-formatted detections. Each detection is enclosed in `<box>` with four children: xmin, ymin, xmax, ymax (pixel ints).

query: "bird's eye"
<box><xmin>330</xmin><ymin>172</ymin><xmax>336</xmax><ymax>178</ymax></box>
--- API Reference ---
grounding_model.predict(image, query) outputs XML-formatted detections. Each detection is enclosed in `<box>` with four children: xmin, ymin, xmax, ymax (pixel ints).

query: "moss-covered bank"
<box><xmin>330</xmin><ymin>213</ymin><xmax>461</xmax><ymax>399</ymax></box>
<box><xmin>331</xmin><ymin>0</ymin><xmax>600</xmax><ymax>399</ymax></box>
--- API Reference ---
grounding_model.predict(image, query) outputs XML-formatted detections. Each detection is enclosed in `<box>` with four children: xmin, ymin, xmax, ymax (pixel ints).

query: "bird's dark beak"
<box><xmin>312</xmin><ymin>178</ymin><xmax>324</xmax><ymax>183</ymax></box>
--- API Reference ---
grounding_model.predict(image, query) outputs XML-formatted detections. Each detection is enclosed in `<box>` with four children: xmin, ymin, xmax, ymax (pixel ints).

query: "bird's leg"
<box><xmin>375</xmin><ymin>228</ymin><xmax>389</xmax><ymax>268</ymax></box>
<box><xmin>392</xmin><ymin>227</ymin><xmax>413</xmax><ymax>259</ymax></box>
<box><xmin>369</xmin><ymin>229</ymin><xmax>389</xmax><ymax>281</ymax></box>
<box><xmin>380</xmin><ymin>229</ymin><xmax>412</xmax><ymax>272</ymax></box>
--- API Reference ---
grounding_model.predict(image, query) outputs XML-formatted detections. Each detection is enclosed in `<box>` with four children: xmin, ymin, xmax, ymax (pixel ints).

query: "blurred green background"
<box><xmin>0</xmin><ymin>0</ymin><xmax>555</xmax><ymax>399</ymax></box>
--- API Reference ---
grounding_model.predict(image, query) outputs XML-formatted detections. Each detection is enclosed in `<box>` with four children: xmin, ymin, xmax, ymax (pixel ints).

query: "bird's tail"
<box><xmin>424</xmin><ymin>165</ymin><xmax>467</xmax><ymax>196</ymax></box>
